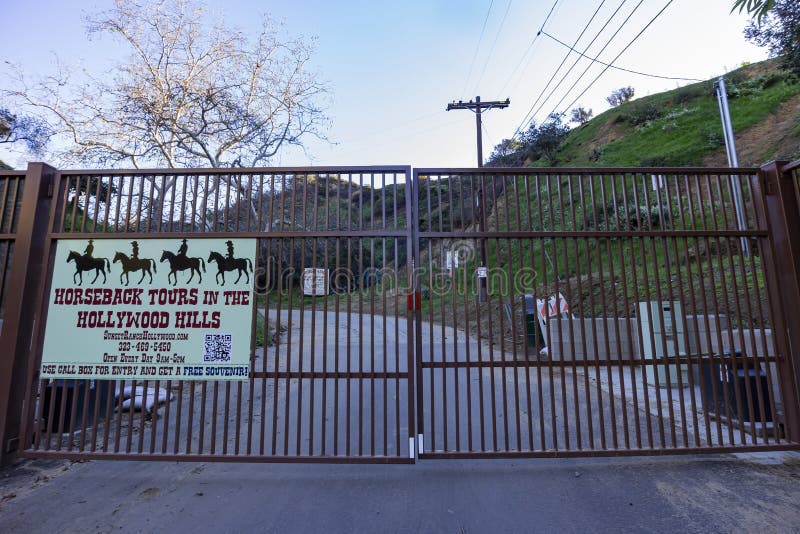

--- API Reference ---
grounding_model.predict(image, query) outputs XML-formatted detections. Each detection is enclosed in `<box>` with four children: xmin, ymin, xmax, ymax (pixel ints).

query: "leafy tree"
<box><xmin>0</xmin><ymin>107</ymin><xmax>51</xmax><ymax>155</ymax></box>
<box><xmin>486</xmin><ymin>138</ymin><xmax>522</xmax><ymax>166</ymax></box>
<box><xmin>4</xmin><ymin>0</ymin><xmax>329</xmax><ymax>170</ymax></box>
<box><xmin>606</xmin><ymin>86</ymin><xmax>635</xmax><ymax>107</ymax></box>
<box><xmin>520</xmin><ymin>113</ymin><xmax>570</xmax><ymax>166</ymax></box>
<box><xmin>732</xmin><ymin>0</ymin><xmax>776</xmax><ymax>23</ymax></box>
<box><xmin>743</xmin><ymin>0</ymin><xmax>800</xmax><ymax>76</ymax></box>
<box><xmin>569</xmin><ymin>106</ymin><xmax>593</xmax><ymax>125</ymax></box>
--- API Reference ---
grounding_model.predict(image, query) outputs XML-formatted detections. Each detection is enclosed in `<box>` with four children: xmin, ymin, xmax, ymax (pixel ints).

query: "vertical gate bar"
<box><xmin>243</xmin><ymin>174</ymin><xmax>255</xmax><ymax>456</ymax></box>
<box><xmin>550</xmin><ymin>179</ymin><xmax>580</xmax><ymax>450</ymax></box>
<box><xmin>392</xmin><ymin>173</ymin><xmax>400</xmax><ymax>457</ymax></box>
<box><xmin>506</xmin><ymin>174</ymin><xmax>530</xmax><ymax>451</ymax></box>
<box><xmin>739</xmin><ymin>174</ymin><xmax>774</xmax><ymax>441</ymax></box>
<box><xmin>628</xmin><ymin>176</ymin><xmax>654</xmax><ymax>448</ymax></box>
<box><xmin>284</xmin><ymin>173</ymin><xmax>296</xmax><ymax>456</ymax></box>
<box><xmin>639</xmin><ymin>176</ymin><xmax>669</xmax><ymax>447</ymax></box>
<box><xmin>137</xmin><ymin>380</ymin><xmax>149</xmax><ymax>453</ymax></box>
<box><xmin>434</xmin><ymin>174</ymin><xmax>447</xmax><ymax>452</ymax></box>
<box><xmin>617</xmin><ymin>174</ymin><xmax>643</xmax><ymax>449</ymax></box>
<box><xmin>505</xmin><ymin>173</ymin><xmax>523</xmax><ymax>451</ymax></box>
<box><xmin>272</xmin><ymin>232</ymin><xmax>284</xmax><ymax>456</ymax></box>
<box><xmin>520</xmin><ymin>173</ymin><xmax>535</xmax><ymax>450</ymax></box>
<box><xmin>410</xmin><ymin>168</ymin><xmax>421</xmax><ymax>458</ymax></box>
<box><xmin>270</xmin><ymin>177</ymin><xmax>282</xmax><ymax>456</ymax></box>
<box><xmin>559</xmin><ymin>175</ymin><xmax>581</xmax><ymax>449</ymax></box>
<box><xmin>661</xmin><ymin>173</ymin><xmax>689</xmax><ymax>447</ymax></box>
<box><xmin>446</xmin><ymin>172</ymin><xmax>462</xmax><ymax>452</ymax></box>
<box><xmin>719</xmin><ymin>175</ymin><xmax>759</xmax><ymax>444</ymax></box>
<box><xmin>369</xmin><ymin>172</ymin><xmax>376</xmax><ymax>457</ymax></box>
<box><xmin>694</xmin><ymin>173</ymin><xmax>725</xmax><ymax>445</ymax></box>
<box><xmin>454</xmin><ymin>173</ymin><xmax>467</xmax><ymax>451</ymax></box>
<box><xmin>468</xmin><ymin>173</ymin><xmax>487</xmax><ymax>452</ymax></box>
<box><xmin>79</xmin><ymin>175</ymin><xmax>91</xmax><ymax>232</ymax></box>
<box><xmin>537</xmin><ymin>174</ymin><xmax>555</xmax><ymax>449</ymax></box>
<box><xmin>333</xmin><ymin>228</ymin><xmax>341</xmax><ymax>457</ymax></box>
<box><xmin>733</xmin><ymin>209</ymin><xmax>767</xmax><ymax>442</ymax></box>
<box><xmin>357</xmin><ymin>172</ymin><xmax>365</xmax><ymax>457</ymax></box>
<box><xmin>596</xmin><ymin>175</ymin><xmax>620</xmax><ymax>449</ymax></box>
<box><xmin>670</xmin><ymin>173</ymin><xmax>698</xmax><ymax>445</ymax></box>
<box><xmin>425</xmin><ymin>175</ymin><xmax>435</xmax><ymax>452</ymax></box>
<box><xmin>381</xmin><ymin>172</ymin><xmax>388</xmax><ymax>456</ymax></box>
<box><xmin>258</xmin><ymin>230</ymin><xmax>270</xmax><ymax>457</ymax></box>
<box><xmin>345</xmin><ymin>176</ymin><xmax>353</xmax><ymax>457</ymax></box>
<box><xmin>487</xmin><ymin>173</ymin><xmax>510</xmax><ymax>452</ymax></box>
<box><xmin>529</xmin><ymin>174</ymin><xmax>544</xmax><ymax>451</ymax></box>
<box><xmin>536</xmin><ymin>175</ymin><xmax>556</xmax><ymax>450</ymax></box>
<box><xmin>584</xmin><ymin>174</ymin><xmax>607</xmax><ymax>449</ymax></box>
<box><xmin>549</xmin><ymin>182</ymin><xmax>568</xmax><ymax>449</ymax></box>
<box><xmin>458</xmin><ymin>172</ymin><xmax>473</xmax><ymax>451</ymax></box>
<box><xmin>752</xmin><ymin>163</ymin><xmax>800</xmax><ymax>442</ymax></box>
<box><xmin>607</xmin><ymin>173</ymin><xmax>631</xmax><ymax>449</ymax></box>
<box><xmin>711</xmin><ymin>174</ymin><xmax>748</xmax><ymax>444</ymax></box>
<box><xmin>309</xmin><ymin>178</ymin><xmax>320</xmax><ymax>456</ymax></box>
<box><xmin>295</xmin><ymin>174</ymin><xmax>308</xmax><ymax>456</ymax></box>
<box><xmin>679</xmin><ymin>172</ymin><xmax>710</xmax><ymax>448</ymax></box>
<box><xmin>742</xmin><ymin>178</ymin><xmax>780</xmax><ymax>442</ymax></box>
<box><xmin>569</xmin><ymin>175</ymin><xmax>595</xmax><ymax>449</ymax></box>
<box><xmin>321</xmin><ymin>174</ymin><xmax>331</xmax><ymax>456</ymax></box>
<box><xmin>684</xmin><ymin>174</ymin><xmax>717</xmax><ymax>447</ymax></box>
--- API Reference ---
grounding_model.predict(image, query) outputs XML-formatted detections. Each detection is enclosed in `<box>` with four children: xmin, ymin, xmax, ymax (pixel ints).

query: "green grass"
<box><xmin>546</xmin><ymin>60</ymin><xmax>800</xmax><ymax>167</ymax></box>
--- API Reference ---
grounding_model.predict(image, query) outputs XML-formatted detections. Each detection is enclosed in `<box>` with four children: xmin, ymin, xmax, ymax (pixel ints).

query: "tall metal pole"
<box><xmin>715</xmin><ymin>76</ymin><xmax>750</xmax><ymax>257</ymax></box>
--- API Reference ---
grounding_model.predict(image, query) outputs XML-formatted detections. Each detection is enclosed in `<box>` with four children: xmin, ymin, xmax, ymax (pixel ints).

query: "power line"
<box><xmin>513</xmin><ymin>0</ymin><xmax>610</xmax><ymax>136</ymax></box>
<box><xmin>521</xmin><ymin>0</ymin><xmax>650</xmax><ymax>134</ymax></box>
<box><xmin>499</xmin><ymin>0</ymin><xmax>562</xmax><ymax>96</ymax></box>
<box><xmin>461</xmin><ymin>1</ymin><xmax>496</xmax><ymax>98</ymax></box>
<box><xmin>471</xmin><ymin>0</ymin><xmax>514</xmax><ymax>95</ymax></box>
<box><xmin>514</xmin><ymin>0</ymin><xmax>642</xmax><ymax>136</ymax></box>
<box><xmin>541</xmin><ymin>31</ymin><xmax>702</xmax><ymax>82</ymax></box>
<box><xmin>556</xmin><ymin>0</ymin><xmax>676</xmax><ymax>118</ymax></box>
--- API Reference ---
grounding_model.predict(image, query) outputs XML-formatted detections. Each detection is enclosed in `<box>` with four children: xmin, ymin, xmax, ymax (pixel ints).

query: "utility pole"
<box><xmin>446</xmin><ymin>96</ymin><xmax>510</xmax><ymax>167</ymax></box>
<box><xmin>715</xmin><ymin>76</ymin><xmax>750</xmax><ymax>258</ymax></box>
<box><xmin>446</xmin><ymin>96</ymin><xmax>510</xmax><ymax>302</ymax></box>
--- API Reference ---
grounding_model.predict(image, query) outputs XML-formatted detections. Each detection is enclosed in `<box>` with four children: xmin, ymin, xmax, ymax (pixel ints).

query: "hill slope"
<box><xmin>519</xmin><ymin>58</ymin><xmax>800</xmax><ymax>168</ymax></box>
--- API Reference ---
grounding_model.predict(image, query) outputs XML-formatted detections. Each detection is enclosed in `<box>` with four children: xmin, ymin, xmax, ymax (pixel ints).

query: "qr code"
<box><xmin>203</xmin><ymin>333</ymin><xmax>232</xmax><ymax>362</ymax></box>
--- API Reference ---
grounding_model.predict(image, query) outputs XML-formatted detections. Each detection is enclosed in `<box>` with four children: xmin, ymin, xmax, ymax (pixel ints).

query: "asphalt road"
<box><xmin>1</xmin><ymin>452</ymin><xmax>799</xmax><ymax>533</ymax></box>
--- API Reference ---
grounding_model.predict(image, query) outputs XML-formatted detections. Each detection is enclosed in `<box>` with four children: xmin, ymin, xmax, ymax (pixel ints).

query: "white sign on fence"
<box><xmin>303</xmin><ymin>268</ymin><xmax>329</xmax><ymax>296</ymax></box>
<box><xmin>40</xmin><ymin>238</ymin><xmax>256</xmax><ymax>381</ymax></box>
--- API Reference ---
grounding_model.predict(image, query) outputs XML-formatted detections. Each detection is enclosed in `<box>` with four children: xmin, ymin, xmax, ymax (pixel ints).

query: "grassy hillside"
<box><xmin>528</xmin><ymin>58</ymin><xmax>800</xmax><ymax>168</ymax></box>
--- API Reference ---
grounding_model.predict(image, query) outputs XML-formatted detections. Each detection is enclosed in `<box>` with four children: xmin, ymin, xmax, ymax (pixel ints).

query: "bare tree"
<box><xmin>5</xmin><ymin>0</ymin><xmax>329</xmax><ymax>170</ymax></box>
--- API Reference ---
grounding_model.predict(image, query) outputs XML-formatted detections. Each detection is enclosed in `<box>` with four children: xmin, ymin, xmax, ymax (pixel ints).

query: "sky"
<box><xmin>0</xmin><ymin>0</ymin><xmax>768</xmax><ymax>170</ymax></box>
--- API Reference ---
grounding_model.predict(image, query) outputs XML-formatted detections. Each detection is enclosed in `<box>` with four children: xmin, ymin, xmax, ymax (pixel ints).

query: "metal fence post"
<box><xmin>756</xmin><ymin>160</ymin><xmax>800</xmax><ymax>442</ymax></box>
<box><xmin>0</xmin><ymin>162</ymin><xmax>56</xmax><ymax>466</ymax></box>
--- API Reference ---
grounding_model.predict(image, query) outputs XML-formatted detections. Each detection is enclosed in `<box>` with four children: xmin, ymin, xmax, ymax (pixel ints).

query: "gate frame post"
<box><xmin>0</xmin><ymin>162</ymin><xmax>56</xmax><ymax>466</ymax></box>
<box><xmin>756</xmin><ymin>160</ymin><xmax>800</xmax><ymax>442</ymax></box>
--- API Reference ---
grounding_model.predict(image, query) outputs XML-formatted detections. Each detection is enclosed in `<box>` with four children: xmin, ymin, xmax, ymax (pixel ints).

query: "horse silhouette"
<box><xmin>207</xmin><ymin>251</ymin><xmax>253</xmax><ymax>285</ymax></box>
<box><xmin>113</xmin><ymin>252</ymin><xmax>157</xmax><ymax>286</ymax></box>
<box><xmin>159</xmin><ymin>250</ymin><xmax>205</xmax><ymax>286</ymax></box>
<box><xmin>67</xmin><ymin>250</ymin><xmax>110</xmax><ymax>285</ymax></box>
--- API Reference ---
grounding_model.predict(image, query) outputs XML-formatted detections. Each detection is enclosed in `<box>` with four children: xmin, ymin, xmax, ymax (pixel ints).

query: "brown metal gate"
<box><xmin>413</xmin><ymin>166</ymin><xmax>800</xmax><ymax>458</ymax></box>
<box><xmin>10</xmin><ymin>165</ymin><xmax>416</xmax><ymax>463</ymax></box>
<box><xmin>2</xmin><ymin>162</ymin><xmax>800</xmax><ymax>465</ymax></box>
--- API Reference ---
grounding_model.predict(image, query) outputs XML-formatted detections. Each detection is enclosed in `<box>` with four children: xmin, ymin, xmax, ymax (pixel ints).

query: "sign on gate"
<box><xmin>40</xmin><ymin>238</ymin><xmax>256</xmax><ymax>381</ymax></box>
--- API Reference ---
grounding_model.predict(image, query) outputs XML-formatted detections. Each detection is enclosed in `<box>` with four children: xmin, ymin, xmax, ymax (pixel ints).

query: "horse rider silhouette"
<box><xmin>226</xmin><ymin>240</ymin><xmax>234</xmax><ymax>260</ymax></box>
<box><xmin>131</xmin><ymin>240</ymin><xmax>139</xmax><ymax>260</ymax></box>
<box><xmin>83</xmin><ymin>239</ymin><xmax>95</xmax><ymax>260</ymax></box>
<box><xmin>177</xmin><ymin>238</ymin><xmax>188</xmax><ymax>258</ymax></box>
